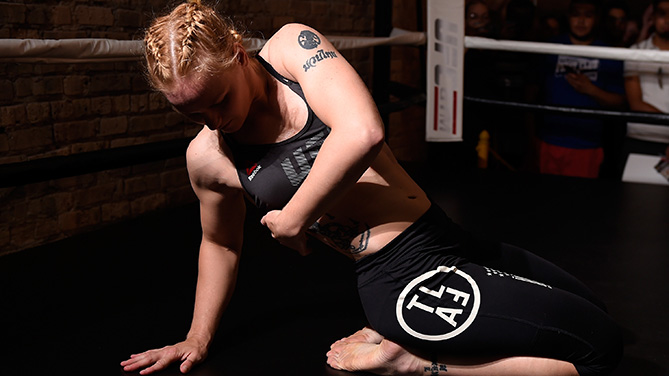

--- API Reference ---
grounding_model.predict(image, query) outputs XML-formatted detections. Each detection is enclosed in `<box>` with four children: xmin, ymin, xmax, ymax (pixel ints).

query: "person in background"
<box><xmin>500</xmin><ymin>0</ymin><xmax>538</xmax><ymax>41</ymax></box>
<box><xmin>596</xmin><ymin>1</ymin><xmax>635</xmax><ymax>178</ymax></box>
<box><xmin>637</xmin><ymin>3</ymin><xmax>657</xmax><ymax>45</ymax></box>
<box><xmin>539</xmin><ymin>14</ymin><xmax>565</xmax><ymax>41</ymax></box>
<box><xmin>624</xmin><ymin>0</ymin><xmax>669</xmax><ymax>161</ymax></box>
<box><xmin>538</xmin><ymin>0</ymin><xmax>626</xmax><ymax>178</ymax></box>
<box><xmin>601</xmin><ymin>0</ymin><xmax>635</xmax><ymax>47</ymax></box>
<box><xmin>462</xmin><ymin>0</ymin><xmax>496</xmax><ymax>170</ymax></box>
<box><xmin>465</xmin><ymin>0</ymin><xmax>493</xmax><ymax>37</ymax></box>
<box><xmin>477</xmin><ymin>0</ymin><xmax>542</xmax><ymax>171</ymax></box>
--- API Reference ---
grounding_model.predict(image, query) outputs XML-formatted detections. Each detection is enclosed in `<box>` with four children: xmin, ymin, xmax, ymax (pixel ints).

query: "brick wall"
<box><xmin>0</xmin><ymin>0</ymin><xmax>375</xmax><ymax>255</ymax></box>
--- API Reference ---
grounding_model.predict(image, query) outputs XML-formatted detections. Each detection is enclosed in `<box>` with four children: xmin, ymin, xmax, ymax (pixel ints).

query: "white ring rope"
<box><xmin>465</xmin><ymin>36</ymin><xmax>669</xmax><ymax>64</ymax></box>
<box><xmin>0</xmin><ymin>28</ymin><xmax>426</xmax><ymax>64</ymax></box>
<box><xmin>0</xmin><ymin>28</ymin><xmax>669</xmax><ymax>63</ymax></box>
<box><xmin>0</xmin><ymin>38</ymin><xmax>145</xmax><ymax>63</ymax></box>
<box><xmin>0</xmin><ymin>31</ymin><xmax>666</xmax><ymax>64</ymax></box>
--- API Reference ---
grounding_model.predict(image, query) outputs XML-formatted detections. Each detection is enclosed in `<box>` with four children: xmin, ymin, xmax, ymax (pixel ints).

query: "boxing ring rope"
<box><xmin>459</xmin><ymin>38</ymin><xmax>669</xmax><ymax>131</ymax></box>
<box><xmin>0</xmin><ymin>29</ymin><xmax>426</xmax><ymax>63</ymax></box>
<box><xmin>3</xmin><ymin>34</ymin><xmax>669</xmax><ymax>63</ymax></box>
<box><xmin>1</xmin><ymin>33</ymin><xmax>668</xmax><ymax>187</ymax></box>
<box><xmin>465</xmin><ymin>97</ymin><xmax>669</xmax><ymax>125</ymax></box>
<box><xmin>465</xmin><ymin>36</ymin><xmax>669</xmax><ymax>64</ymax></box>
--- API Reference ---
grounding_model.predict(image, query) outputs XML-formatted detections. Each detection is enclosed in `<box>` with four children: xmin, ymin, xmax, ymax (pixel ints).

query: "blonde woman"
<box><xmin>121</xmin><ymin>1</ymin><xmax>622</xmax><ymax>375</ymax></box>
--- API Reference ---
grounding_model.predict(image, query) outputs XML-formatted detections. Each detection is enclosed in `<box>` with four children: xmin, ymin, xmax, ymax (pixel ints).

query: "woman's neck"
<box><xmin>228</xmin><ymin>58</ymin><xmax>286</xmax><ymax>144</ymax></box>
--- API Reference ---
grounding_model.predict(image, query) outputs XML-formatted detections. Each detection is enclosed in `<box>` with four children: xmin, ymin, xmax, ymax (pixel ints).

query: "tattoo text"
<box><xmin>303</xmin><ymin>49</ymin><xmax>338</xmax><ymax>72</ymax></box>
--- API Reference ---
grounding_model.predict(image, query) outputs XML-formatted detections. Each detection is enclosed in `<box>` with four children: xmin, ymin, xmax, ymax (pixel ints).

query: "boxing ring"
<box><xmin>1</xmin><ymin>2</ymin><xmax>669</xmax><ymax>375</ymax></box>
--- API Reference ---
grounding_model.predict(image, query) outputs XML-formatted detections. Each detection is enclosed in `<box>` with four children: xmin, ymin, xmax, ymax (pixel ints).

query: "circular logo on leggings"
<box><xmin>396</xmin><ymin>266</ymin><xmax>481</xmax><ymax>341</ymax></box>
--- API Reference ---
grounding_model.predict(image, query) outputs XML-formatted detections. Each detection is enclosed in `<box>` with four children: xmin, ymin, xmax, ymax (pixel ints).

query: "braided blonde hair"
<box><xmin>144</xmin><ymin>0</ymin><xmax>244</xmax><ymax>92</ymax></box>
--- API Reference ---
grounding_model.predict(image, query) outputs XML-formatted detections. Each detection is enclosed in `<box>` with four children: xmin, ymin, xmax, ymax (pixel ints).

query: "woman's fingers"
<box><xmin>138</xmin><ymin>357</ymin><xmax>172</xmax><ymax>375</ymax></box>
<box><xmin>121</xmin><ymin>347</ymin><xmax>181</xmax><ymax>374</ymax></box>
<box><xmin>180</xmin><ymin>357</ymin><xmax>195</xmax><ymax>373</ymax></box>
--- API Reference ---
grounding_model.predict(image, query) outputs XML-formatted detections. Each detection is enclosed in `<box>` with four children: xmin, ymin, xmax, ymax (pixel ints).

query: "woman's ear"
<box><xmin>234</xmin><ymin>43</ymin><xmax>249</xmax><ymax>66</ymax></box>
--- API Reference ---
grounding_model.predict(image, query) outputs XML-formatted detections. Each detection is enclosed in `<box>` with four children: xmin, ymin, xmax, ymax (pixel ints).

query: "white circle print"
<box><xmin>396</xmin><ymin>266</ymin><xmax>481</xmax><ymax>341</ymax></box>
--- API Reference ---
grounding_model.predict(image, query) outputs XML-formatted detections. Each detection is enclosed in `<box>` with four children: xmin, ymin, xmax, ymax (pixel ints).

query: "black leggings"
<box><xmin>355</xmin><ymin>205</ymin><xmax>622</xmax><ymax>376</ymax></box>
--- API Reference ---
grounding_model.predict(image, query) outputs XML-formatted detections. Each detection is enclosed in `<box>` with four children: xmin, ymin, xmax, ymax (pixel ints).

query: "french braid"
<box><xmin>144</xmin><ymin>0</ymin><xmax>242</xmax><ymax>91</ymax></box>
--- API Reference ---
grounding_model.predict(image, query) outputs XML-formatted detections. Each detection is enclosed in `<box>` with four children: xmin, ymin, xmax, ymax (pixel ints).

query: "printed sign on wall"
<box><xmin>426</xmin><ymin>0</ymin><xmax>464</xmax><ymax>142</ymax></box>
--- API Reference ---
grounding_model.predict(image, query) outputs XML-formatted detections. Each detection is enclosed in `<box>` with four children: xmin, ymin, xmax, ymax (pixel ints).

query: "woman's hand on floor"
<box><xmin>121</xmin><ymin>337</ymin><xmax>208</xmax><ymax>374</ymax></box>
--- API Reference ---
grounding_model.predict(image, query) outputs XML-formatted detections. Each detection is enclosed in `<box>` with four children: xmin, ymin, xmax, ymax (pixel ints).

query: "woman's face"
<box><xmin>166</xmin><ymin>63</ymin><xmax>252</xmax><ymax>133</ymax></box>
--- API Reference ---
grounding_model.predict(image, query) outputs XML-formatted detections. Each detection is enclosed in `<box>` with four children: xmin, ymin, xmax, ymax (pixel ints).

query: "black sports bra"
<box><xmin>221</xmin><ymin>56</ymin><xmax>331</xmax><ymax>212</ymax></box>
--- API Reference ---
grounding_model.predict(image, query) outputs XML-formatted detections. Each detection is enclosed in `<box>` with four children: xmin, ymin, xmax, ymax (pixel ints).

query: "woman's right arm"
<box><xmin>121</xmin><ymin>133</ymin><xmax>246</xmax><ymax>374</ymax></box>
<box><xmin>182</xmin><ymin>184</ymin><xmax>246</xmax><ymax>370</ymax></box>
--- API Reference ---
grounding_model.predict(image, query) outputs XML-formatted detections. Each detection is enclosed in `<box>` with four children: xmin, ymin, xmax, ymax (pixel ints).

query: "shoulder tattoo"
<box><xmin>298</xmin><ymin>30</ymin><xmax>321</xmax><ymax>49</ymax></box>
<box><xmin>297</xmin><ymin>29</ymin><xmax>338</xmax><ymax>73</ymax></box>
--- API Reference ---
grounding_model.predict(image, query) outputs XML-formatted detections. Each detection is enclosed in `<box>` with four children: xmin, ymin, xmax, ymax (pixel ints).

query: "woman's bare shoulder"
<box><xmin>266</xmin><ymin>23</ymin><xmax>318</xmax><ymax>47</ymax></box>
<box><xmin>186</xmin><ymin>127</ymin><xmax>242</xmax><ymax>192</ymax></box>
<box><xmin>259</xmin><ymin>23</ymin><xmax>327</xmax><ymax>79</ymax></box>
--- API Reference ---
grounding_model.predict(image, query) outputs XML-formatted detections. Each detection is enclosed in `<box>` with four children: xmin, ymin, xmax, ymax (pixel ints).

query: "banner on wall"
<box><xmin>426</xmin><ymin>0</ymin><xmax>464</xmax><ymax>142</ymax></box>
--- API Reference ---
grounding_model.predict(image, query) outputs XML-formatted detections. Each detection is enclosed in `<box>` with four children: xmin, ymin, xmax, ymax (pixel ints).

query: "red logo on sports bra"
<box><xmin>246</xmin><ymin>163</ymin><xmax>258</xmax><ymax>176</ymax></box>
<box><xmin>245</xmin><ymin>162</ymin><xmax>262</xmax><ymax>181</ymax></box>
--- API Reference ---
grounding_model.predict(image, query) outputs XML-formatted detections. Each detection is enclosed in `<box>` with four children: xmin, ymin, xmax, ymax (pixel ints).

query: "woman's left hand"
<box><xmin>261</xmin><ymin>210</ymin><xmax>311</xmax><ymax>255</ymax></box>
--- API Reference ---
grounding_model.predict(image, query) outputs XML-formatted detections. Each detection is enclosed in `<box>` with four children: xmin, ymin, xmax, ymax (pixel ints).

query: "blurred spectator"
<box><xmin>637</xmin><ymin>4</ymin><xmax>656</xmax><ymax>44</ymax></box>
<box><xmin>601</xmin><ymin>0</ymin><xmax>635</xmax><ymax>47</ymax></box>
<box><xmin>465</xmin><ymin>0</ymin><xmax>493</xmax><ymax>37</ymax></box>
<box><xmin>537</xmin><ymin>0</ymin><xmax>626</xmax><ymax>178</ymax></box>
<box><xmin>464</xmin><ymin>0</ymin><xmax>541</xmax><ymax>171</ymax></box>
<box><xmin>500</xmin><ymin>0</ymin><xmax>537</xmax><ymax>41</ymax></box>
<box><xmin>623</xmin><ymin>18</ymin><xmax>641</xmax><ymax>47</ymax></box>
<box><xmin>464</xmin><ymin>0</ymin><xmax>495</xmax><ymax>99</ymax></box>
<box><xmin>463</xmin><ymin>0</ymin><xmax>495</xmax><ymax>170</ymax></box>
<box><xmin>623</xmin><ymin>0</ymin><xmax>669</xmax><ymax>160</ymax></box>
<box><xmin>538</xmin><ymin>14</ymin><xmax>565</xmax><ymax>41</ymax></box>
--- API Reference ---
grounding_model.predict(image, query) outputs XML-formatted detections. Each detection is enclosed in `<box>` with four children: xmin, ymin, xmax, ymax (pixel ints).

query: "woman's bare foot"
<box><xmin>326</xmin><ymin>328</ymin><xmax>579</xmax><ymax>376</ymax></box>
<box><xmin>336</xmin><ymin>327</ymin><xmax>384</xmax><ymax>345</ymax></box>
<box><xmin>326</xmin><ymin>328</ymin><xmax>422</xmax><ymax>375</ymax></box>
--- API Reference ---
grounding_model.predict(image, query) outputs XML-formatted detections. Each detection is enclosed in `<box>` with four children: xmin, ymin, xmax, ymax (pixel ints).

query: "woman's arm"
<box><xmin>625</xmin><ymin>75</ymin><xmax>663</xmax><ymax>113</ymax></box>
<box><xmin>122</xmin><ymin>134</ymin><xmax>246</xmax><ymax>374</ymax></box>
<box><xmin>186</xmin><ymin>184</ymin><xmax>246</xmax><ymax>351</ymax></box>
<box><xmin>259</xmin><ymin>24</ymin><xmax>385</xmax><ymax>253</ymax></box>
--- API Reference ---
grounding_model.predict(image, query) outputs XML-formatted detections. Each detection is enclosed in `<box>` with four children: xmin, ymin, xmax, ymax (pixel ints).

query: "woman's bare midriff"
<box><xmin>308</xmin><ymin>144</ymin><xmax>432</xmax><ymax>261</ymax></box>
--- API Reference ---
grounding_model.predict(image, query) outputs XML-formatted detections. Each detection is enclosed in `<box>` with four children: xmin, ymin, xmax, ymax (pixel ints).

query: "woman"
<box><xmin>122</xmin><ymin>1</ymin><xmax>622</xmax><ymax>375</ymax></box>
